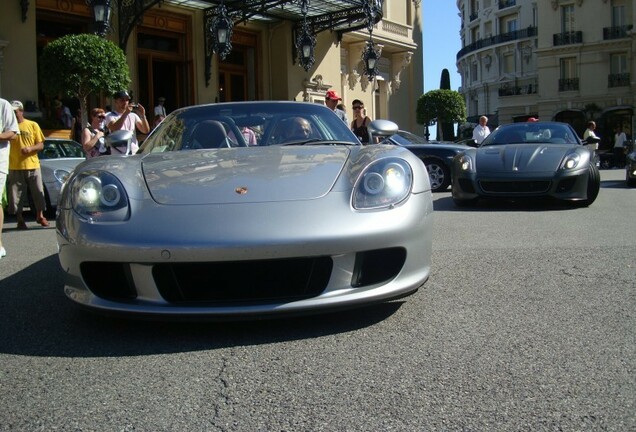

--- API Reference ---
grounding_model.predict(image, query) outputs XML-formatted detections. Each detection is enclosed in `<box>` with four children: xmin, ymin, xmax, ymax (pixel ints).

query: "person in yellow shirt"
<box><xmin>8</xmin><ymin>100</ymin><xmax>49</xmax><ymax>229</ymax></box>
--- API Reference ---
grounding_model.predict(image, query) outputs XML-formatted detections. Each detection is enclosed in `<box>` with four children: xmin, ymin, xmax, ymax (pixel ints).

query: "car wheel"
<box><xmin>572</xmin><ymin>164</ymin><xmax>600</xmax><ymax>207</ymax></box>
<box><xmin>423</xmin><ymin>159</ymin><xmax>451</xmax><ymax>192</ymax></box>
<box><xmin>627</xmin><ymin>172</ymin><xmax>636</xmax><ymax>188</ymax></box>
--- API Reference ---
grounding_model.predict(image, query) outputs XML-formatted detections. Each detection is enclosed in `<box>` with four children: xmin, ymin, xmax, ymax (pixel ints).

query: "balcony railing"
<box><xmin>559</xmin><ymin>78</ymin><xmax>579</xmax><ymax>92</ymax></box>
<box><xmin>457</xmin><ymin>26</ymin><xmax>537</xmax><ymax>59</ymax></box>
<box><xmin>603</xmin><ymin>25</ymin><xmax>633</xmax><ymax>40</ymax></box>
<box><xmin>498</xmin><ymin>82</ymin><xmax>538</xmax><ymax>97</ymax></box>
<box><xmin>553</xmin><ymin>31</ymin><xmax>583</xmax><ymax>46</ymax></box>
<box><xmin>470</xmin><ymin>12</ymin><xmax>478</xmax><ymax>22</ymax></box>
<box><xmin>499</xmin><ymin>0</ymin><xmax>516</xmax><ymax>9</ymax></box>
<box><xmin>608</xmin><ymin>73</ymin><xmax>631</xmax><ymax>88</ymax></box>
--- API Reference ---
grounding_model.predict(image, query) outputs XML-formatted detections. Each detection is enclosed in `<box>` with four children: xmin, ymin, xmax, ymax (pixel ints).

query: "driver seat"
<box><xmin>192</xmin><ymin>120</ymin><xmax>228</xmax><ymax>149</ymax></box>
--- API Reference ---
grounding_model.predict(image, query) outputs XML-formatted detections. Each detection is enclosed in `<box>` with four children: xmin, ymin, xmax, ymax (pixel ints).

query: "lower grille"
<box><xmin>479</xmin><ymin>180</ymin><xmax>551</xmax><ymax>194</ymax></box>
<box><xmin>153</xmin><ymin>257</ymin><xmax>332</xmax><ymax>304</ymax></box>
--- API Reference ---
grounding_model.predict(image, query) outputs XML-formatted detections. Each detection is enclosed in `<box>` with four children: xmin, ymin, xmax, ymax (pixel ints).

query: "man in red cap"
<box><xmin>324</xmin><ymin>89</ymin><xmax>348</xmax><ymax>124</ymax></box>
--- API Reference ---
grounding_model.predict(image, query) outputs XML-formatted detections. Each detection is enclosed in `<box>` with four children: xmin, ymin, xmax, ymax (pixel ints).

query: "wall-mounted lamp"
<box><xmin>87</xmin><ymin>0</ymin><xmax>113</xmax><ymax>37</ymax></box>
<box><xmin>295</xmin><ymin>0</ymin><xmax>315</xmax><ymax>71</ymax></box>
<box><xmin>210</xmin><ymin>2</ymin><xmax>234</xmax><ymax>60</ymax></box>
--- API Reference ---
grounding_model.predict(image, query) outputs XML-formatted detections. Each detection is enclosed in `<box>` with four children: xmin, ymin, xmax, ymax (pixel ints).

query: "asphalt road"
<box><xmin>0</xmin><ymin>169</ymin><xmax>634</xmax><ymax>431</ymax></box>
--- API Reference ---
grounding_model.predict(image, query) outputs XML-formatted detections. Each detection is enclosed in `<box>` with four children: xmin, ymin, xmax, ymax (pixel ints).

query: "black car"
<box><xmin>451</xmin><ymin>121</ymin><xmax>600</xmax><ymax>207</ymax></box>
<box><xmin>382</xmin><ymin>130</ymin><xmax>469</xmax><ymax>192</ymax></box>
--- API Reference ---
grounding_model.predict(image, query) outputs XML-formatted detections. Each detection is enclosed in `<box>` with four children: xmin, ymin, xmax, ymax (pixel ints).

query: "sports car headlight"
<box><xmin>353</xmin><ymin>158</ymin><xmax>412</xmax><ymax>209</ymax></box>
<box><xmin>561</xmin><ymin>153</ymin><xmax>580</xmax><ymax>170</ymax></box>
<box><xmin>53</xmin><ymin>169</ymin><xmax>71</xmax><ymax>184</ymax></box>
<box><xmin>69</xmin><ymin>171</ymin><xmax>129</xmax><ymax>222</ymax></box>
<box><xmin>458</xmin><ymin>154</ymin><xmax>473</xmax><ymax>172</ymax></box>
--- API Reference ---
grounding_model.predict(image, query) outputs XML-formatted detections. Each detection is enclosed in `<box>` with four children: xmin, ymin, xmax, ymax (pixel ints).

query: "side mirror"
<box><xmin>105</xmin><ymin>129</ymin><xmax>133</xmax><ymax>155</ymax></box>
<box><xmin>367</xmin><ymin>119</ymin><xmax>399</xmax><ymax>144</ymax></box>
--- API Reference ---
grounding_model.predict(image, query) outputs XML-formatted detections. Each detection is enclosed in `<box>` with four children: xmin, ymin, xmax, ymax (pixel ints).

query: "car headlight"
<box><xmin>53</xmin><ymin>169</ymin><xmax>71</xmax><ymax>184</ymax></box>
<box><xmin>353</xmin><ymin>158</ymin><xmax>412</xmax><ymax>210</ymax></box>
<box><xmin>458</xmin><ymin>154</ymin><xmax>473</xmax><ymax>172</ymax></box>
<box><xmin>68</xmin><ymin>171</ymin><xmax>130</xmax><ymax>222</ymax></box>
<box><xmin>561</xmin><ymin>153</ymin><xmax>580</xmax><ymax>170</ymax></box>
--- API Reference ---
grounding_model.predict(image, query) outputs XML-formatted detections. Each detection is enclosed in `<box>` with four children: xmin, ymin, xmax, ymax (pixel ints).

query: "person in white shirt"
<box><xmin>0</xmin><ymin>98</ymin><xmax>20</xmax><ymax>258</ymax></box>
<box><xmin>613</xmin><ymin>125</ymin><xmax>627</xmax><ymax>168</ymax></box>
<box><xmin>472</xmin><ymin>115</ymin><xmax>490</xmax><ymax>145</ymax></box>
<box><xmin>104</xmin><ymin>90</ymin><xmax>150</xmax><ymax>155</ymax></box>
<box><xmin>154</xmin><ymin>97</ymin><xmax>167</xmax><ymax>118</ymax></box>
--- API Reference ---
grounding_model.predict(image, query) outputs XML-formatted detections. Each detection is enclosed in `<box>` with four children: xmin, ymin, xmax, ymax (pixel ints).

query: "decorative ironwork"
<box><xmin>361</xmin><ymin>0</ymin><xmax>383</xmax><ymax>81</ymax></box>
<box><xmin>295</xmin><ymin>0</ymin><xmax>315</xmax><ymax>71</ymax></box>
<box><xmin>209</xmin><ymin>2</ymin><xmax>234</xmax><ymax>61</ymax></box>
<box><xmin>362</xmin><ymin>40</ymin><xmax>379</xmax><ymax>81</ymax></box>
<box><xmin>117</xmin><ymin>0</ymin><xmax>162</xmax><ymax>50</ymax></box>
<box><xmin>20</xmin><ymin>0</ymin><xmax>29</xmax><ymax>22</ymax></box>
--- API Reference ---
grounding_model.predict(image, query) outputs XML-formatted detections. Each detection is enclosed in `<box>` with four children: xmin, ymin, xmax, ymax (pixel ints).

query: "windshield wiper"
<box><xmin>281</xmin><ymin>139</ymin><xmax>356</xmax><ymax>146</ymax></box>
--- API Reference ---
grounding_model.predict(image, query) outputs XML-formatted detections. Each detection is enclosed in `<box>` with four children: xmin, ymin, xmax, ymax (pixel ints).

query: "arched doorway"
<box><xmin>554</xmin><ymin>109</ymin><xmax>587</xmax><ymax>138</ymax></box>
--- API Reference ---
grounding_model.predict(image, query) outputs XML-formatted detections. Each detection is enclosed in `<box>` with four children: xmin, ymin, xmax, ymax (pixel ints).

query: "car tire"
<box><xmin>627</xmin><ymin>172</ymin><xmax>636</xmax><ymax>188</ymax></box>
<box><xmin>572</xmin><ymin>163</ymin><xmax>600</xmax><ymax>207</ymax></box>
<box><xmin>423</xmin><ymin>159</ymin><xmax>451</xmax><ymax>192</ymax></box>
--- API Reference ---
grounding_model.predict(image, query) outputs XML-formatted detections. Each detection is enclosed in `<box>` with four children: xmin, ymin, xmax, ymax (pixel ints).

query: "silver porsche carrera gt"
<box><xmin>56</xmin><ymin>101</ymin><xmax>434</xmax><ymax>319</ymax></box>
<box><xmin>451</xmin><ymin>121</ymin><xmax>601</xmax><ymax>207</ymax></box>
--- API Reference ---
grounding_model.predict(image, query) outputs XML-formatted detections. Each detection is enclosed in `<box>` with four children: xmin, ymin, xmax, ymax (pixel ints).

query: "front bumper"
<box><xmin>57</xmin><ymin>191</ymin><xmax>433</xmax><ymax>318</ymax></box>
<box><xmin>452</xmin><ymin>167</ymin><xmax>590</xmax><ymax>202</ymax></box>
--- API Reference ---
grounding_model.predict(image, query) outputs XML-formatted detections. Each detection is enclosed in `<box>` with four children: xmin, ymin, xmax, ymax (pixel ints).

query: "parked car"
<box><xmin>382</xmin><ymin>130</ymin><xmax>469</xmax><ymax>192</ymax></box>
<box><xmin>626</xmin><ymin>150</ymin><xmax>636</xmax><ymax>187</ymax></box>
<box><xmin>56</xmin><ymin>101</ymin><xmax>434</xmax><ymax>319</ymax></box>
<box><xmin>451</xmin><ymin>121</ymin><xmax>600</xmax><ymax>207</ymax></box>
<box><xmin>36</xmin><ymin>138</ymin><xmax>85</xmax><ymax>216</ymax></box>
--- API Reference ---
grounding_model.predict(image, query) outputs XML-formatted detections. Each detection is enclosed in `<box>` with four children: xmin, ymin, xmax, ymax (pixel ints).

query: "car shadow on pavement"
<box><xmin>600</xmin><ymin>179</ymin><xmax>630</xmax><ymax>189</ymax></box>
<box><xmin>0</xmin><ymin>254</ymin><xmax>404</xmax><ymax>358</ymax></box>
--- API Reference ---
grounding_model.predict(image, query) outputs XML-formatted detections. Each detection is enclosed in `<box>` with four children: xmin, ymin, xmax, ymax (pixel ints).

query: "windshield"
<box><xmin>480</xmin><ymin>123</ymin><xmax>581</xmax><ymax>147</ymax></box>
<box><xmin>40</xmin><ymin>139</ymin><xmax>85</xmax><ymax>159</ymax></box>
<box><xmin>140</xmin><ymin>101</ymin><xmax>359</xmax><ymax>154</ymax></box>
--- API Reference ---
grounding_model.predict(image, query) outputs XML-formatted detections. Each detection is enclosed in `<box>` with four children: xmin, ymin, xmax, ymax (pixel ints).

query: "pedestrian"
<box><xmin>70</xmin><ymin>108</ymin><xmax>83</xmax><ymax>143</ymax></box>
<box><xmin>613</xmin><ymin>125</ymin><xmax>627</xmax><ymax>168</ymax></box>
<box><xmin>154</xmin><ymin>97</ymin><xmax>167</xmax><ymax>118</ymax></box>
<box><xmin>583</xmin><ymin>121</ymin><xmax>599</xmax><ymax>141</ymax></box>
<box><xmin>82</xmin><ymin>108</ymin><xmax>109</xmax><ymax>158</ymax></box>
<box><xmin>324</xmin><ymin>89</ymin><xmax>348</xmax><ymax>124</ymax></box>
<box><xmin>104</xmin><ymin>90</ymin><xmax>150</xmax><ymax>155</ymax></box>
<box><xmin>0</xmin><ymin>98</ymin><xmax>20</xmax><ymax>258</ymax></box>
<box><xmin>472</xmin><ymin>115</ymin><xmax>490</xmax><ymax>145</ymax></box>
<box><xmin>55</xmin><ymin>99</ymin><xmax>73</xmax><ymax>129</ymax></box>
<box><xmin>8</xmin><ymin>100</ymin><xmax>49</xmax><ymax>229</ymax></box>
<box><xmin>350</xmin><ymin>99</ymin><xmax>373</xmax><ymax>144</ymax></box>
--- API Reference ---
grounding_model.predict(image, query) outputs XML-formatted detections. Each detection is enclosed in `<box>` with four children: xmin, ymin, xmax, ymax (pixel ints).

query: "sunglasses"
<box><xmin>353</xmin><ymin>106</ymin><xmax>363</xmax><ymax>110</ymax></box>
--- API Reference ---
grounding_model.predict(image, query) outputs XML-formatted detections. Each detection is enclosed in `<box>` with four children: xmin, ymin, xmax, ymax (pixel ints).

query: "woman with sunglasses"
<box><xmin>350</xmin><ymin>99</ymin><xmax>372</xmax><ymax>144</ymax></box>
<box><xmin>81</xmin><ymin>108</ymin><xmax>109</xmax><ymax>158</ymax></box>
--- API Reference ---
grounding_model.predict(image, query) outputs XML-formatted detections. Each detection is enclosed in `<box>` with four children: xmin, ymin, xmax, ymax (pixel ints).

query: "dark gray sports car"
<box><xmin>56</xmin><ymin>101</ymin><xmax>434</xmax><ymax>319</ymax></box>
<box><xmin>451</xmin><ymin>121</ymin><xmax>600</xmax><ymax>207</ymax></box>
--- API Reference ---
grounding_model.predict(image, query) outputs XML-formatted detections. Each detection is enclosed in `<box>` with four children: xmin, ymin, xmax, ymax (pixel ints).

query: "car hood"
<box><xmin>40</xmin><ymin>158</ymin><xmax>85</xmax><ymax>175</ymax></box>
<box><xmin>475</xmin><ymin>144</ymin><xmax>573</xmax><ymax>172</ymax></box>
<box><xmin>142</xmin><ymin>146</ymin><xmax>351</xmax><ymax>205</ymax></box>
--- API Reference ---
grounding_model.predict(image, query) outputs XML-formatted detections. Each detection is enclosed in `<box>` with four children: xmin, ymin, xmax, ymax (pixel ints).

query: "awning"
<box><xmin>167</xmin><ymin>0</ymin><xmax>380</xmax><ymax>35</ymax></box>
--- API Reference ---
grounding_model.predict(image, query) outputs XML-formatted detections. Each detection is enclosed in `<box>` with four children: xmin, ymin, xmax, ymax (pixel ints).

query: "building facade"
<box><xmin>456</xmin><ymin>0</ymin><xmax>634</xmax><ymax>150</ymax></box>
<box><xmin>0</xmin><ymin>0</ymin><xmax>424</xmax><ymax>135</ymax></box>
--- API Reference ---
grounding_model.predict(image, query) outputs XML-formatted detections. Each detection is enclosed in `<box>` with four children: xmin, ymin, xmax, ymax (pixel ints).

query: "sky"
<box><xmin>422</xmin><ymin>1</ymin><xmax>462</xmax><ymax>92</ymax></box>
<box><xmin>422</xmin><ymin>2</ymin><xmax>462</xmax><ymax>138</ymax></box>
